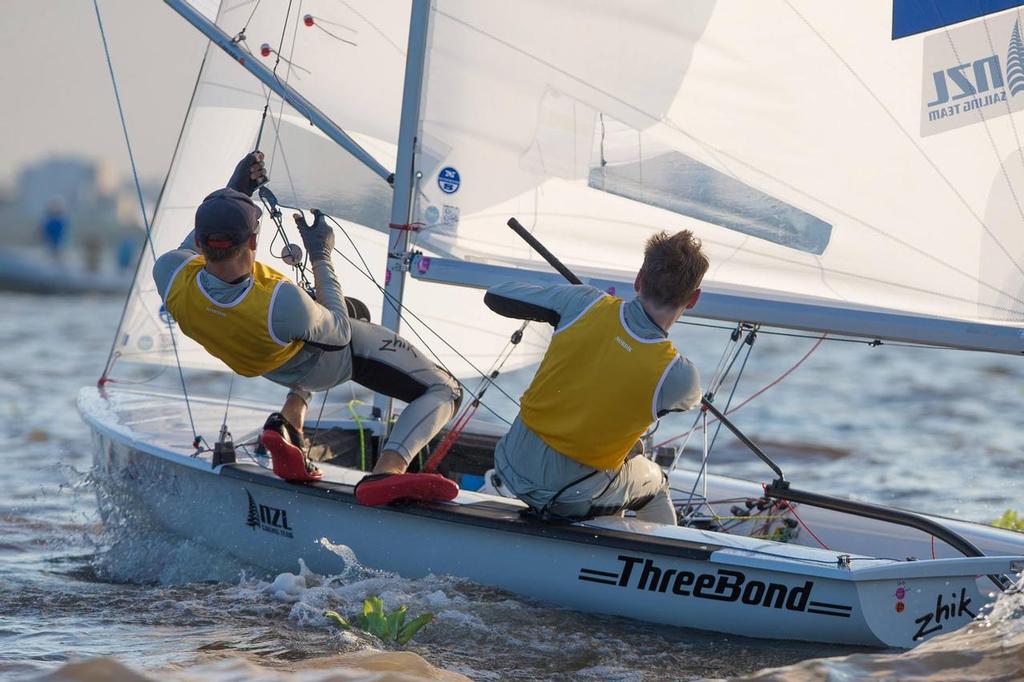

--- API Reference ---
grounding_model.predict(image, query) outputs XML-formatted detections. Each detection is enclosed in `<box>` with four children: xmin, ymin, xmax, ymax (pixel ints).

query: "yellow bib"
<box><xmin>165</xmin><ymin>256</ymin><xmax>304</xmax><ymax>377</ymax></box>
<box><xmin>520</xmin><ymin>296</ymin><xmax>679</xmax><ymax>471</ymax></box>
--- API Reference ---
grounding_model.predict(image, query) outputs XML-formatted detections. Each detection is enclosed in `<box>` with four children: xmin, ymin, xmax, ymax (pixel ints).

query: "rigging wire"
<box><xmin>218</xmin><ymin>0</ymin><xmax>299</xmax><ymax>438</ymax></box>
<box><xmin>666</xmin><ymin>325</ymin><xmax>746</xmax><ymax>474</ymax></box>
<box><xmin>324</xmin><ymin>233</ymin><xmax>515</xmax><ymax>426</ymax></box>
<box><xmin>254</xmin><ymin>0</ymin><xmax>295</xmax><ymax>151</ymax></box>
<box><xmin>309</xmin><ymin>20</ymin><xmax>358</xmax><ymax>46</ymax></box>
<box><xmin>236</xmin><ymin>13</ymin><xmax>525</xmax><ymax>433</ymax></box>
<box><xmin>674</xmin><ymin>327</ymin><xmax>756</xmax><ymax>522</ymax></box>
<box><xmin>249</xmin><ymin>0</ymin><xmax>294</xmax><ymax>151</ymax></box>
<box><xmin>306</xmin><ymin>387</ymin><xmax>331</xmax><ymax>457</ymax></box>
<box><xmin>706</xmin><ymin>330</ymin><xmax>756</xmax><ymax>453</ymax></box>
<box><xmin>99</xmin><ymin>36</ymin><xmax>209</xmax><ymax>385</ymax></box>
<box><xmin>240</xmin><ymin>0</ymin><xmax>262</xmax><ymax>36</ymax></box>
<box><xmin>425</xmin><ymin>319</ymin><xmax>529</xmax><ymax>471</ymax></box>
<box><xmin>92</xmin><ymin>0</ymin><xmax>202</xmax><ymax>447</ymax></box>
<box><xmin>325</xmin><ymin>214</ymin><xmax>524</xmax><ymax>422</ymax></box>
<box><xmin>780</xmin><ymin>500</ymin><xmax>830</xmax><ymax>550</ymax></box>
<box><xmin>676</xmin><ymin>318</ymin><xmax>939</xmax><ymax>350</ymax></box>
<box><xmin>266</xmin><ymin>0</ymin><xmax>304</xmax><ymax>180</ymax></box>
<box><xmin>339</xmin><ymin>0</ymin><xmax>405</xmax><ymax>55</ymax></box>
<box><xmin>656</xmin><ymin>332</ymin><xmax>826</xmax><ymax>449</ymax></box>
<box><xmin>250</xmin><ymin>179</ymin><xmax>522</xmax><ymax>427</ymax></box>
<box><xmin>221</xmin><ymin>373</ymin><xmax>236</xmax><ymax>428</ymax></box>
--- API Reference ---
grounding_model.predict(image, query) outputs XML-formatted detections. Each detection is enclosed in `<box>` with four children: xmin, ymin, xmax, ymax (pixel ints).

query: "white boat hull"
<box><xmin>0</xmin><ymin>248</ymin><xmax>130</xmax><ymax>295</ymax></box>
<box><xmin>81</xmin><ymin>386</ymin><xmax>1024</xmax><ymax>648</ymax></box>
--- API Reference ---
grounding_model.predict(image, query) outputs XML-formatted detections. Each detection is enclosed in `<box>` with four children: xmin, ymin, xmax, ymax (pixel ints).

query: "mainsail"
<box><xmin>112</xmin><ymin>0</ymin><xmax>1024</xmax><ymax>397</ymax></box>
<box><xmin>406</xmin><ymin>1</ymin><xmax>1024</xmax><ymax>353</ymax></box>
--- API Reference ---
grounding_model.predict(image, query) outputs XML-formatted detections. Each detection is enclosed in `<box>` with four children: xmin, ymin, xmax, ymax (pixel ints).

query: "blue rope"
<box><xmin>93</xmin><ymin>0</ymin><xmax>201</xmax><ymax>448</ymax></box>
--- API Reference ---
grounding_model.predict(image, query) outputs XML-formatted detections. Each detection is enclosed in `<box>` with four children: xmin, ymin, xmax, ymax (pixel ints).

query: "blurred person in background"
<box><xmin>40</xmin><ymin>198</ymin><xmax>67</xmax><ymax>260</ymax></box>
<box><xmin>83</xmin><ymin>236</ymin><xmax>101</xmax><ymax>273</ymax></box>
<box><xmin>117</xmin><ymin>236</ymin><xmax>137</xmax><ymax>274</ymax></box>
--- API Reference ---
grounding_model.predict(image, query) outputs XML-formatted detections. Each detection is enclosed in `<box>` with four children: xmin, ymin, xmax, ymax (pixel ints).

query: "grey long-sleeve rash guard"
<box><xmin>484</xmin><ymin>282</ymin><xmax>702</xmax><ymax>416</ymax></box>
<box><xmin>484</xmin><ymin>282</ymin><xmax>702</xmax><ymax>493</ymax></box>
<box><xmin>152</xmin><ymin>230</ymin><xmax>353</xmax><ymax>402</ymax></box>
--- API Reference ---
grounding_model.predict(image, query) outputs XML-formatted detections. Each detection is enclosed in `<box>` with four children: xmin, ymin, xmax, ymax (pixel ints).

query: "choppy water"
<box><xmin>2</xmin><ymin>291</ymin><xmax>1023</xmax><ymax>681</ymax></box>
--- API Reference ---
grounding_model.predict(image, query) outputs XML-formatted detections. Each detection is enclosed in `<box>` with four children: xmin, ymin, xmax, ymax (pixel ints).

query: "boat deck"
<box><xmin>81</xmin><ymin>384</ymin><xmax>1024</xmax><ymax>583</ymax></box>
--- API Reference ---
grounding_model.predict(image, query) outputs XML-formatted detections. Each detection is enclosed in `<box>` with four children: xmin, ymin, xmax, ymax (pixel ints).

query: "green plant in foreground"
<box><xmin>324</xmin><ymin>596</ymin><xmax>435</xmax><ymax>645</ymax></box>
<box><xmin>991</xmin><ymin>509</ymin><xmax>1024</xmax><ymax>532</ymax></box>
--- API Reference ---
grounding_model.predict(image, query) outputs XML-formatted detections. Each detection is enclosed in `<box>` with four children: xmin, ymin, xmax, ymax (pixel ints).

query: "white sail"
<box><xmin>406</xmin><ymin>1</ymin><xmax>1024</xmax><ymax>353</ymax></box>
<box><xmin>116</xmin><ymin>0</ymin><xmax>1024</xmax><ymax>385</ymax></box>
<box><xmin>111</xmin><ymin>0</ymin><xmax>549</xmax><ymax>379</ymax></box>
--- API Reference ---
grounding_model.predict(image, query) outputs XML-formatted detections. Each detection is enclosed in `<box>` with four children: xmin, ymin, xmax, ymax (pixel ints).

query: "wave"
<box><xmin>23</xmin><ymin>652</ymin><xmax>471</xmax><ymax>682</ymax></box>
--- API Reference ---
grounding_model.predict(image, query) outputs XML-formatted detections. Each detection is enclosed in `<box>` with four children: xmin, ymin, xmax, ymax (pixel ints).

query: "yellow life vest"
<box><xmin>165</xmin><ymin>256</ymin><xmax>304</xmax><ymax>377</ymax></box>
<box><xmin>520</xmin><ymin>296</ymin><xmax>679</xmax><ymax>471</ymax></box>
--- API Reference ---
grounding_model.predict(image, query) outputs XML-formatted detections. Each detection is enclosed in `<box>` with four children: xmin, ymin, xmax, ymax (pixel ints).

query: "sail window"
<box><xmin>588</xmin><ymin>150</ymin><xmax>833</xmax><ymax>256</ymax></box>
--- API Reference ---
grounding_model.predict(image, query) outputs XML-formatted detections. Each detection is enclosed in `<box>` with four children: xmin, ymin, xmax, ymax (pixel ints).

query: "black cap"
<box><xmin>194</xmin><ymin>188</ymin><xmax>262</xmax><ymax>249</ymax></box>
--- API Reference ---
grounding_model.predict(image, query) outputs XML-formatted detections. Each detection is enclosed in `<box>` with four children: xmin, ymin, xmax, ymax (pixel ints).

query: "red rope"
<box><xmin>424</xmin><ymin>400</ymin><xmax>479</xmax><ymax>472</ymax></box>
<box><xmin>388</xmin><ymin>222</ymin><xmax>423</xmax><ymax>232</ymax></box>
<box><xmin>781</xmin><ymin>499</ymin><xmax>830</xmax><ymax>550</ymax></box>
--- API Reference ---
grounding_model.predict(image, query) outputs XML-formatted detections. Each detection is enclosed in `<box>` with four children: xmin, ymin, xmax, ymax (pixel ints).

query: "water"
<box><xmin>1</xmin><ymin>291</ymin><xmax>1023</xmax><ymax>681</ymax></box>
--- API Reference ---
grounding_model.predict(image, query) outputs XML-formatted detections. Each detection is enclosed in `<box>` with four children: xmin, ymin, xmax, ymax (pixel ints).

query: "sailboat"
<box><xmin>81</xmin><ymin>0</ymin><xmax>1024</xmax><ymax>648</ymax></box>
<box><xmin>0</xmin><ymin>247</ymin><xmax>131</xmax><ymax>294</ymax></box>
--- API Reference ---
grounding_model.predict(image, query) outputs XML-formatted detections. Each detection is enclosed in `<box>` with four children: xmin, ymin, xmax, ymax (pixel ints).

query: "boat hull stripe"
<box><xmin>577</xmin><ymin>576</ymin><xmax>619</xmax><ymax>585</ymax></box>
<box><xmin>807</xmin><ymin>608</ymin><xmax>853</xmax><ymax>618</ymax></box>
<box><xmin>809</xmin><ymin>601</ymin><xmax>853</xmax><ymax>611</ymax></box>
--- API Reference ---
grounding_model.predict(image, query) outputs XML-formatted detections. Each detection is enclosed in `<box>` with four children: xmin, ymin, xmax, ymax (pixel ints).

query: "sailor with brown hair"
<box><xmin>484</xmin><ymin>230</ymin><xmax>709</xmax><ymax>524</ymax></box>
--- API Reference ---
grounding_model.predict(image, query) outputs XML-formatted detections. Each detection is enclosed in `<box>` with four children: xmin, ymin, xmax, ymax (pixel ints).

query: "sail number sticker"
<box><xmin>438</xmin><ymin>167</ymin><xmax>461</xmax><ymax>194</ymax></box>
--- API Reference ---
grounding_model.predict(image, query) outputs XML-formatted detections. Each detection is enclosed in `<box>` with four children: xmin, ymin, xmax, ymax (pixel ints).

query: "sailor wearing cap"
<box><xmin>153</xmin><ymin>153</ymin><xmax>462</xmax><ymax>504</ymax></box>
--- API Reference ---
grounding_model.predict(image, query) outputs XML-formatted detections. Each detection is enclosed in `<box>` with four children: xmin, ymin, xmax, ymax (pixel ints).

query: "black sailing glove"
<box><xmin>293</xmin><ymin>209</ymin><xmax>335</xmax><ymax>262</ymax></box>
<box><xmin>227</xmin><ymin>151</ymin><xmax>268</xmax><ymax>196</ymax></box>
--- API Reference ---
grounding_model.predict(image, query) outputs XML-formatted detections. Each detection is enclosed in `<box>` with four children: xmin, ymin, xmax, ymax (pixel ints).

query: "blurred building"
<box><xmin>17</xmin><ymin>157</ymin><xmax>115</xmax><ymax>220</ymax></box>
<box><xmin>0</xmin><ymin>156</ymin><xmax>152</xmax><ymax>251</ymax></box>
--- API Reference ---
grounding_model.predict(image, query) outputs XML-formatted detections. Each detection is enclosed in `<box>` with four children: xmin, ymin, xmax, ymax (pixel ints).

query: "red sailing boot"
<box><xmin>259</xmin><ymin>412</ymin><xmax>323</xmax><ymax>482</ymax></box>
<box><xmin>354</xmin><ymin>472</ymin><xmax>459</xmax><ymax>506</ymax></box>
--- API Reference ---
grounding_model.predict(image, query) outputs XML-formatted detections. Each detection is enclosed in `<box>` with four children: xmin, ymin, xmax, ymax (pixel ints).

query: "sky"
<box><xmin>0</xmin><ymin>1</ymin><xmax>209</xmax><ymax>187</ymax></box>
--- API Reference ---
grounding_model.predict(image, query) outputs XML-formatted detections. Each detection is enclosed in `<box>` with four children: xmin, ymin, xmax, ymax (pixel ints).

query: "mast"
<box><xmin>373</xmin><ymin>0</ymin><xmax>432</xmax><ymax>425</ymax></box>
<box><xmin>162</xmin><ymin>0</ymin><xmax>394</xmax><ymax>184</ymax></box>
